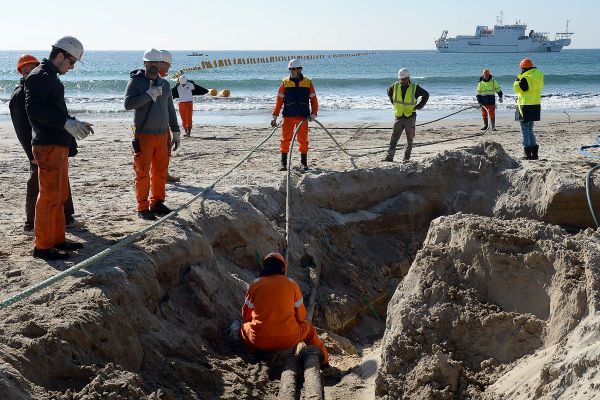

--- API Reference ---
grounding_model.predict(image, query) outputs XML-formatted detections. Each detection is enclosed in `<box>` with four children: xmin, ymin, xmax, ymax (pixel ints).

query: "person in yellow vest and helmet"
<box><xmin>384</xmin><ymin>68</ymin><xmax>429</xmax><ymax>162</ymax></box>
<box><xmin>271</xmin><ymin>59</ymin><xmax>318</xmax><ymax>172</ymax></box>
<box><xmin>476</xmin><ymin>69</ymin><xmax>503</xmax><ymax>131</ymax></box>
<box><xmin>513</xmin><ymin>58</ymin><xmax>544</xmax><ymax>160</ymax></box>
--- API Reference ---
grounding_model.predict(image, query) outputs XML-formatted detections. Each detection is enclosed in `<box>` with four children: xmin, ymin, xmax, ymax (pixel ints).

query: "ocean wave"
<box><xmin>2</xmin><ymin>92</ymin><xmax>599</xmax><ymax>116</ymax></box>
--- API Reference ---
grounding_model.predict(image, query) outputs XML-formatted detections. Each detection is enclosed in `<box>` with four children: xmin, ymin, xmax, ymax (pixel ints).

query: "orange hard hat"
<box><xmin>262</xmin><ymin>252</ymin><xmax>286</xmax><ymax>274</ymax></box>
<box><xmin>16</xmin><ymin>54</ymin><xmax>40</xmax><ymax>73</ymax></box>
<box><xmin>482</xmin><ymin>69</ymin><xmax>491</xmax><ymax>76</ymax></box>
<box><xmin>519</xmin><ymin>58</ymin><xmax>533</xmax><ymax>69</ymax></box>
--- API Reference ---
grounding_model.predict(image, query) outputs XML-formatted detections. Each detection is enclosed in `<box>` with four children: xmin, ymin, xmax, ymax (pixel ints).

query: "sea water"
<box><xmin>1</xmin><ymin>49</ymin><xmax>598</xmax><ymax>124</ymax></box>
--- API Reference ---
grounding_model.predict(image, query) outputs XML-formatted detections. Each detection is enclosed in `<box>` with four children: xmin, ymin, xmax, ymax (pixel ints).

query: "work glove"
<box><xmin>271</xmin><ymin>116</ymin><xmax>278</xmax><ymax>127</ymax></box>
<box><xmin>171</xmin><ymin>131</ymin><xmax>181</xmax><ymax>151</ymax></box>
<box><xmin>146</xmin><ymin>81</ymin><xmax>163</xmax><ymax>102</ymax></box>
<box><xmin>64</xmin><ymin>118</ymin><xmax>94</xmax><ymax>140</ymax></box>
<box><xmin>498</xmin><ymin>97</ymin><xmax>504</xmax><ymax>103</ymax></box>
<box><xmin>309</xmin><ymin>113</ymin><xmax>317</xmax><ymax>121</ymax></box>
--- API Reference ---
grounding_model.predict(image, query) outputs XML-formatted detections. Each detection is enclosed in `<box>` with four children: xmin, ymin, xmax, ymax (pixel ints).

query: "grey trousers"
<box><xmin>387</xmin><ymin>115</ymin><xmax>416</xmax><ymax>160</ymax></box>
<box><xmin>26</xmin><ymin>161</ymin><xmax>74</xmax><ymax>228</ymax></box>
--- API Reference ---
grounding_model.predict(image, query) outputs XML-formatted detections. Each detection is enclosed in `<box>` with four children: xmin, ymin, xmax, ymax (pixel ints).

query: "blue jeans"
<box><xmin>520</xmin><ymin>121</ymin><xmax>537</xmax><ymax>147</ymax></box>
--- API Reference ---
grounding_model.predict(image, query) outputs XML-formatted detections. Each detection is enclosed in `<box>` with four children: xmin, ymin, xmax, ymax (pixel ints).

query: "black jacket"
<box><xmin>171</xmin><ymin>80</ymin><xmax>209</xmax><ymax>98</ymax></box>
<box><xmin>10</xmin><ymin>77</ymin><xmax>77</xmax><ymax>159</ymax></box>
<box><xmin>25</xmin><ymin>60</ymin><xmax>73</xmax><ymax>148</ymax></box>
<box><xmin>9</xmin><ymin>79</ymin><xmax>34</xmax><ymax>161</ymax></box>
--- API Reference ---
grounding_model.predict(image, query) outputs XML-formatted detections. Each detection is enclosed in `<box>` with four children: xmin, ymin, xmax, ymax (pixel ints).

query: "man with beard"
<box><xmin>124</xmin><ymin>48</ymin><xmax>181</xmax><ymax>220</ymax></box>
<box><xmin>25</xmin><ymin>36</ymin><xmax>93</xmax><ymax>260</ymax></box>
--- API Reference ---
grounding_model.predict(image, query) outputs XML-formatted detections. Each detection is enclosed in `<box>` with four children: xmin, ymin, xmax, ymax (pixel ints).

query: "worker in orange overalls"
<box><xmin>271</xmin><ymin>59</ymin><xmax>318</xmax><ymax>172</ymax></box>
<box><xmin>238</xmin><ymin>253</ymin><xmax>329</xmax><ymax>365</ymax></box>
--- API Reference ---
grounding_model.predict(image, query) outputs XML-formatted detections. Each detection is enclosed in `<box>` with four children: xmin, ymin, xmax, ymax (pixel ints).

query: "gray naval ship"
<box><xmin>436</xmin><ymin>14</ymin><xmax>573</xmax><ymax>53</ymax></box>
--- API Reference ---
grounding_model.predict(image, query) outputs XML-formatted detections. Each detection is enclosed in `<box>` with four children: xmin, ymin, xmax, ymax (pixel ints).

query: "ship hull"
<box><xmin>437</xmin><ymin>38</ymin><xmax>570</xmax><ymax>53</ymax></box>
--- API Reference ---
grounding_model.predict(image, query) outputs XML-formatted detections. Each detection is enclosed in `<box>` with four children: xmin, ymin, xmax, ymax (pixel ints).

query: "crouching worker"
<box><xmin>238</xmin><ymin>252</ymin><xmax>329</xmax><ymax>365</ymax></box>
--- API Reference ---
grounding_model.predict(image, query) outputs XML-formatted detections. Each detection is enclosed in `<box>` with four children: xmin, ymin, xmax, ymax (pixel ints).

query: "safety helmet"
<box><xmin>519</xmin><ymin>58</ymin><xmax>534</xmax><ymax>69</ymax></box>
<box><xmin>143</xmin><ymin>48</ymin><xmax>162</xmax><ymax>62</ymax></box>
<box><xmin>482</xmin><ymin>68</ymin><xmax>491</xmax><ymax>77</ymax></box>
<box><xmin>160</xmin><ymin>49</ymin><xmax>173</xmax><ymax>65</ymax></box>
<box><xmin>53</xmin><ymin>36</ymin><xmax>84</xmax><ymax>61</ymax></box>
<box><xmin>261</xmin><ymin>252</ymin><xmax>287</xmax><ymax>276</ymax></box>
<box><xmin>178</xmin><ymin>75</ymin><xmax>188</xmax><ymax>84</ymax></box>
<box><xmin>398</xmin><ymin>68</ymin><xmax>410</xmax><ymax>79</ymax></box>
<box><xmin>288</xmin><ymin>59</ymin><xmax>303</xmax><ymax>69</ymax></box>
<box><xmin>16</xmin><ymin>54</ymin><xmax>40</xmax><ymax>73</ymax></box>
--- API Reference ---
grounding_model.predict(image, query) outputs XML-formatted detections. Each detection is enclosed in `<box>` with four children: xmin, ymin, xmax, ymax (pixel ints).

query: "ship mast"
<box><xmin>556</xmin><ymin>20</ymin><xmax>574</xmax><ymax>39</ymax></box>
<box><xmin>496</xmin><ymin>11</ymin><xmax>504</xmax><ymax>25</ymax></box>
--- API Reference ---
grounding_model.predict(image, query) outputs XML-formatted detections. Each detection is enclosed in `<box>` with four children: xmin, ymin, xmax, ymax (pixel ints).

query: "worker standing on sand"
<box><xmin>25</xmin><ymin>36</ymin><xmax>93</xmax><ymax>260</ymax></box>
<box><xmin>271</xmin><ymin>59</ymin><xmax>318</xmax><ymax>172</ymax></box>
<box><xmin>237</xmin><ymin>253</ymin><xmax>329</xmax><ymax>365</ymax></box>
<box><xmin>171</xmin><ymin>74</ymin><xmax>208</xmax><ymax>137</ymax></box>
<box><xmin>476</xmin><ymin>69</ymin><xmax>503</xmax><ymax>131</ymax></box>
<box><xmin>124</xmin><ymin>48</ymin><xmax>181</xmax><ymax>220</ymax></box>
<box><xmin>513</xmin><ymin>58</ymin><xmax>544</xmax><ymax>160</ymax></box>
<box><xmin>10</xmin><ymin>54</ymin><xmax>83</xmax><ymax>236</ymax></box>
<box><xmin>384</xmin><ymin>68</ymin><xmax>429</xmax><ymax>162</ymax></box>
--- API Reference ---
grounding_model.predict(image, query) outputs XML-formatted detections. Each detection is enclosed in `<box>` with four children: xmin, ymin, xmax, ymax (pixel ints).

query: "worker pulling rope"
<box><xmin>0</xmin><ymin>124</ymin><xmax>282</xmax><ymax>310</ymax></box>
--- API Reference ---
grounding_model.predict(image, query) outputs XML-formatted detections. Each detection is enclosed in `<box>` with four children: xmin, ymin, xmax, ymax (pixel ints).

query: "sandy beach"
<box><xmin>1</xmin><ymin>113</ymin><xmax>600</xmax><ymax>399</ymax></box>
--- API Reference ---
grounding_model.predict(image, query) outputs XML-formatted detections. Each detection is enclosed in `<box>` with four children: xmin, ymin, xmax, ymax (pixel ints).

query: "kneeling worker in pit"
<box><xmin>238</xmin><ymin>252</ymin><xmax>329</xmax><ymax>365</ymax></box>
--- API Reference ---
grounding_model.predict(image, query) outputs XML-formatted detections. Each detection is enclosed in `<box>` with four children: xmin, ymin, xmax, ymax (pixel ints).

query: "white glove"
<box><xmin>271</xmin><ymin>116</ymin><xmax>278</xmax><ymax>127</ymax></box>
<box><xmin>309</xmin><ymin>113</ymin><xmax>317</xmax><ymax>121</ymax></box>
<box><xmin>171</xmin><ymin>131</ymin><xmax>181</xmax><ymax>151</ymax></box>
<box><xmin>146</xmin><ymin>81</ymin><xmax>163</xmax><ymax>102</ymax></box>
<box><xmin>64</xmin><ymin>119</ymin><xmax>94</xmax><ymax>140</ymax></box>
<box><xmin>498</xmin><ymin>97</ymin><xmax>504</xmax><ymax>103</ymax></box>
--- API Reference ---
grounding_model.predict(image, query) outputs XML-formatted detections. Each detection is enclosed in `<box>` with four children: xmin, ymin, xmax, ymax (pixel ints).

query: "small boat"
<box><xmin>188</xmin><ymin>51</ymin><xmax>205</xmax><ymax>57</ymax></box>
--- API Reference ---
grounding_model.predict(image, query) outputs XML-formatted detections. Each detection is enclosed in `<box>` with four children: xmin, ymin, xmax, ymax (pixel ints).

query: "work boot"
<box><xmin>491</xmin><ymin>117</ymin><xmax>496</xmax><ymax>131</ymax></box>
<box><xmin>403</xmin><ymin>143</ymin><xmax>413</xmax><ymax>161</ymax></box>
<box><xmin>150</xmin><ymin>201</ymin><xmax>172</xmax><ymax>217</ymax></box>
<box><xmin>55</xmin><ymin>240</ymin><xmax>84</xmax><ymax>251</ymax></box>
<box><xmin>279</xmin><ymin>153</ymin><xmax>288</xmax><ymax>171</ymax></box>
<box><xmin>138</xmin><ymin>209</ymin><xmax>156</xmax><ymax>220</ymax></box>
<box><xmin>481</xmin><ymin>117</ymin><xmax>488</xmax><ymax>131</ymax></box>
<box><xmin>522</xmin><ymin>146</ymin><xmax>532</xmax><ymax>160</ymax></box>
<box><xmin>300</xmin><ymin>153</ymin><xmax>309</xmax><ymax>171</ymax></box>
<box><xmin>382</xmin><ymin>156</ymin><xmax>393</xmax><ymax>162</ymax></box>
<box><xmin>33</xmin><ymin>247</ymin><xmax>69</xmax><ymax>260</ymax></box>
<box><xmin>167</xmin><ymin>173</ymin><xmax>181</xmax><ymax>183</ymax></box>
<box><xmin>65</xmin><ymin>216</ymin><xmax>85</xmax><ymax>229</ymax></box>
<box><xmin>531</xmin><ymin>145</ymin><xmax>539</xmax><ymax>160</ymax></box>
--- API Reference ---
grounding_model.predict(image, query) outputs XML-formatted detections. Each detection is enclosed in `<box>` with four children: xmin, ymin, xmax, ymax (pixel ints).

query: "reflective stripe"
<box><xmin>477</xmin><ymin>78</ymin><xmax>501</xmax><ymax>96</ymax></box>
<box><xmin>309</xmin><ymin>93</ymin><xmax>316</xmax><ymax>98</ymax></box>
<box><xmin>288</xmin><ymin>277</ymin><xmax>296</xmax><ymax>283</ymax></box>
<box><xmin>277</xmin><ymin>93</ymin><xmax>285</xmax><ymax>98</ymax></box>
<box><xmin>244</xmin><ymin>297</ymin><xmax>255</xmax><ymax>309</ymax></box>
<box><xmin>294</xmin><ymin>297</ymin><xmax>304</xmax><ymax>308</ymax></box>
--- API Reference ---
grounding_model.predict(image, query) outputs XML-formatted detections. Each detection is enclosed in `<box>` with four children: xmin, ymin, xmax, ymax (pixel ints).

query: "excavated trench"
<box><xmin>0</xmin><ymin>141</ymin><xmax>598</xmax><ymax>399</ymax></box>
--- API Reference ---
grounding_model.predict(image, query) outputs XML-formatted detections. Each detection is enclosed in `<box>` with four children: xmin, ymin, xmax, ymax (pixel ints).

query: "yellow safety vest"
<box><xmin>513</xmin><ymin>68</ymin><xmax>544</xmax><ymax>116</ymax></box>
<box><xmin>393</xmin><ymin>82</ymin><xmax>417</xmax><ymax>118</ymax></box>
<box><xmin>477</xmin><ymin>78</ymin><xmax>501</xmax><ymax>96</ymax></box>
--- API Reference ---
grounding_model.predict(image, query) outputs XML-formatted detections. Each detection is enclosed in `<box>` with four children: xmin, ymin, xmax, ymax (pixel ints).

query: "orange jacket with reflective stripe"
<box><xmin>273</xmin><ymin>75</ymin><xmax>318</xmax><ymax>117</ymax></box>
<box><xmin>242</xmin><ymin>275</ymin><xmax>306</xmax><ymax>338</ymax></box>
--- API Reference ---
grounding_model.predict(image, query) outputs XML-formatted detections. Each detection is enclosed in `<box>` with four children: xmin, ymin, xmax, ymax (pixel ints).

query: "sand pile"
<box><xmin>0</xmin><ymin>120</ymin><xmax>599</xmax><ymax>399</ymax></box>
<box><xmin>376</xmin><ymin>213</ymin><xmax>600</xmax><ymax>399</ymax></box>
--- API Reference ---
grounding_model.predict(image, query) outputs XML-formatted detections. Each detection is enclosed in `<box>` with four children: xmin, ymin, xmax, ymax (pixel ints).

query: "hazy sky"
<box><xmin>2</xmin><ymin>0</ymin><xmax>594</xmax><ymax>50</ymax></box>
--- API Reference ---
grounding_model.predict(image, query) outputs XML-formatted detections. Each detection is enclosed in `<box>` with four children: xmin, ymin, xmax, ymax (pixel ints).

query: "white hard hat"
<box><xmin>178</xmin><ymin>75</ymin><xmax>188</xmax><ymax>84</ymax></box>
<box><xmin>288</xmin><ymin>59</ymin><xmax>303</xmax><ymax>69</ymax></box>
<box><xmin>143</xmin><ymin>48</ymin><xmax>162</xmax><ymax>62</ymax></box>
<box><xmin>398</xmin><ymin>68</ymin><xmax>410</xmax><ymax>79</ymax></box>
<box><xmin>160</xmin><ymin>49</ymin><xmax>172</xmax><ymax>64</ymax></box>
<box><xmin>53</xmin><ymin>36</ymin><xmax>84</xmax><ymax>61</ymax></box>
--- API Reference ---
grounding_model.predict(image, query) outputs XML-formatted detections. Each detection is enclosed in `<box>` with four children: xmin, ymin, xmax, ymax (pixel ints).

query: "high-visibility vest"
<box><xmin>393</xmin><ymin>82</ymin><xmax>417</xmax><ymax>118</ymax></box>
<box><xmin>282</xmin><ymin>76</ymin><xmax>312</xmax><ymax>117</ymax></box>
<box><xmin>513</xmin><ymin>68</ymin><xmax>544</xmax><ymax>116</ymax></box>
<box><xmin>477</xmin><ymin>78</ymin><xmax>501</xmax><ymax>96</ymax></box>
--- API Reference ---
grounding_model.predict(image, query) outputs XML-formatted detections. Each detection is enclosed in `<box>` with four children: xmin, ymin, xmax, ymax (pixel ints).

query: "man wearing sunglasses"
<box><xmin>271</xmin><ymin>59</ymin><xmax>318</xmax><ymax>171</ymax></box>
<box><xmin>25</xmin><ymin>36</ymin><xmax>93</xmax><ymax>260</ymax></box>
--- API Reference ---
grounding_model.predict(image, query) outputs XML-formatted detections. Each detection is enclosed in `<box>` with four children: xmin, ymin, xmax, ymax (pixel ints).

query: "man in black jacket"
<box><xmin>25</xmin><ymin>36</ymin><xmax>94</xmax><ymax>260</ymax></box>
<box><xmin>9</xmin><ymin>54</ymin><xmax>81</xmax><ymax>235</ymax></box>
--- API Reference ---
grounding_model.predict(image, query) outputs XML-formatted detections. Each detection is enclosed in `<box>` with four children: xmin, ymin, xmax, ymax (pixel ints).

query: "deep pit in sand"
<box><xmin>1</xmin><ymin>141</ymin><xmax>599</xmax><ymax>400</ymax></box>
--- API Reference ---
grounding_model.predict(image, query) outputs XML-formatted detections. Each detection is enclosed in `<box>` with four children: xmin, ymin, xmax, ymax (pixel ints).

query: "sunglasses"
<box><xmin>289</xmin><ymin>67</ymin><xmax>301</xmax><ymax>71</ymax></box>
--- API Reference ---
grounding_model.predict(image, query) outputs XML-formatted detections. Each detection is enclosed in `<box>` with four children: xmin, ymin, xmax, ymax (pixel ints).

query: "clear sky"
<box><xmin>1</xmin><ymin>0</ymin><xmax>595</xmax><ymax>50</ymax></box>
